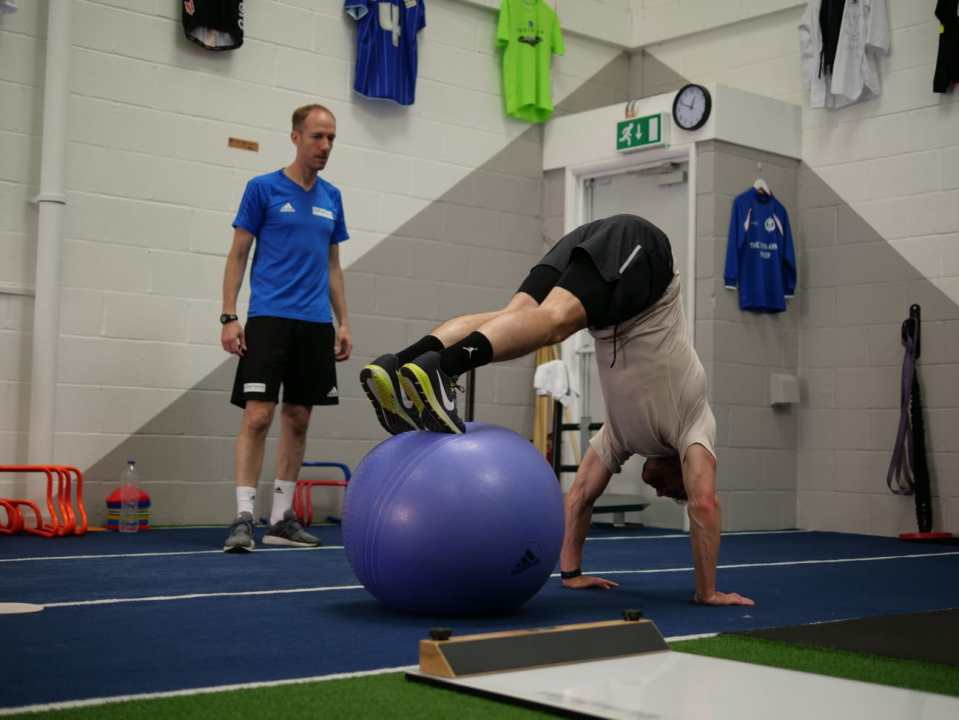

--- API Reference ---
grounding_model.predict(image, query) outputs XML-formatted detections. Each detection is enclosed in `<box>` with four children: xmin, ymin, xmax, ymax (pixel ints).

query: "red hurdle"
<box><xmin>0</xmin><ymin>465</ymin><xmax>88</xmax><ymax>538</ymax></box>
<box><xmin>293</xmin><ymin>461</ymin><xmax>351</xmax><ymax>527</ymax></box>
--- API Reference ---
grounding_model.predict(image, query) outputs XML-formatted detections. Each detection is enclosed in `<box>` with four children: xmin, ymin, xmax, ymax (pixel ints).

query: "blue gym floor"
<box><xmin>2</xmin><ymin>525</ymin><xmax>958</xmax><ymax>712</ymax></box>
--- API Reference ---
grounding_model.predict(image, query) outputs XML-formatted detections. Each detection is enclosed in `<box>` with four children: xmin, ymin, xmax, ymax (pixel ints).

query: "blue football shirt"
<box><xmin>724</xmin><ymin>188</ymin><xmax>797</xmax><ymax>313</ymax></box>
<box><xmin>233</xmin><ymin>170</ymin><xmax>349</xmax><ymax>324</ymax></box>
<box><xmin>345</xmin><ymin>0</ymin><xmax>426</xmax><ymax>105</ymax></box>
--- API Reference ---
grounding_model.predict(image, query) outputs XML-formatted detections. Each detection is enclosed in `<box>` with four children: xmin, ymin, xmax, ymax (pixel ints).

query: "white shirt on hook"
<box><xmin>799</xmin><ymin>0</ymin><xmax>891</xmax><ymax>109</ymax></box>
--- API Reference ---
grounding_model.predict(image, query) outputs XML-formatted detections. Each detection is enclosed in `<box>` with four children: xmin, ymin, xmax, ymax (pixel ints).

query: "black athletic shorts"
<box><xmin>517</xmin><ymin>215</ymin><xmax>675</xmax><ymax>329</ymax></box>
<box><xmin>230</xmin><ymin>316</ymin><xmax>338</xmax><ymax>409</ymax></box>
<box><xmin>517</xmin><ymin>253</ymin><xmax>612</xmax><ymax>328</ymax></box>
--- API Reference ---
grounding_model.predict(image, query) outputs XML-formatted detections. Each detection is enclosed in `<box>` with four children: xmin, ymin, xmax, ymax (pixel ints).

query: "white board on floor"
<box><xmin>411</xmin><ymin>650</ymin><xmax>959</xmax><ymax>720</ymax></box>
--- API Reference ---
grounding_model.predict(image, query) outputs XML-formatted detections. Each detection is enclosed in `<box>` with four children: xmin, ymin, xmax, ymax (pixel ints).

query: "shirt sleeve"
<box><xmin>780</xmin><ymin>206</ymin><xmax>798</xmax><ymax>298</ymax></box>
<box><xmin>551</xmin><ymin>10</ymin><xmax>565</xmax><ymax>56</ymax></box>
<box><xmin>797</xmin><ymin>0</ymin><xmax>819</xmax><ymax>89</ymax></box>
<box><xmin>866</xmin><ymin>0</ymin><xmax>891</xmax><ymax>53</ymax></box>
<box><xmin>496</xmin><ymin>0</ymin><xmax>510</xmax><ymax>48</ymax></box>
<box><xmin>417</xmin><ymin>0</ymin><xmax>426</xmax><ymax>33</ymax></box>
<box><xmin>723</xmin><ymin>197</ymin><xmax>743</xmax><ymax>289</ymax></box>
<box><xmin>589</xmin><ymin>425</ymin><xmax>628</xmax><ymax>475</ymax></box>
<box><xmin>344</xmin><ymin>0</ymin><xmax>369</xmax><ymax>21</ymax></box>
<box><xmin>232</xmin><ymin>179</ymin><xmax>266</xmax><ymax>237</ymax></box>
<box><xmin>332</xmin><ymin>188</ymin><xmax>349</xmax><ymax>245</ymax></box>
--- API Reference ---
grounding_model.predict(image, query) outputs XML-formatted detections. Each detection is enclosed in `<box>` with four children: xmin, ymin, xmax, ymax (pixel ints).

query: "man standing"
<box><xmin>220</xmin><ymin>104</ymin><xmax>351</xmax><ymax>552</ymax></box>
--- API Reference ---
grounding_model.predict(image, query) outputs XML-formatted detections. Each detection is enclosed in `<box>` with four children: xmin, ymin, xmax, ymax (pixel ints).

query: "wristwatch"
<box><xmin>219</xmin><ymin>313</ymin><xmax>239</xmax><ymax>325</ymax></box>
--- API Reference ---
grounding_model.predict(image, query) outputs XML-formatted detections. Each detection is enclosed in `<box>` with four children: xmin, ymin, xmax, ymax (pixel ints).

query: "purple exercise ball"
<box><xmin>342</xmin><ymin>423</ymin><xmax>564</xmax><ymax>615</ymax></box>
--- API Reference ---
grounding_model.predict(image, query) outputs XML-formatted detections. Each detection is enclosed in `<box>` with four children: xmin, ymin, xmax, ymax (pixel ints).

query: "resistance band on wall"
<box><xmin>888</xmin><ymin>304</ymin><xmax>954</xmax><ymax>542</ymax></box>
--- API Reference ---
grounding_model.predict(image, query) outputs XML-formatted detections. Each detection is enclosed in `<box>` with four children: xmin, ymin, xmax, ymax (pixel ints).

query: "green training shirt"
<box><xmin>496</xmin><ymin>0</ymin><xmax>565</xmax><ymax>123</ymax></box>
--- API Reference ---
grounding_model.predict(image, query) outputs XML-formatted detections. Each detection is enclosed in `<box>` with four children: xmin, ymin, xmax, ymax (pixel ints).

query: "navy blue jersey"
<box><xmin>233</xmin><ymin>170</ymin><xmax>349</xmax><ymax>323</ymax></box>
<box><xmin>724</xmin><ymin>188</ymin><xmax>797</xmax><ymax>313</ymax></box>
<box><xmin>345</xmin><ymin>0</ymin><xmax>426</xmax><ymax>106</ymax></box>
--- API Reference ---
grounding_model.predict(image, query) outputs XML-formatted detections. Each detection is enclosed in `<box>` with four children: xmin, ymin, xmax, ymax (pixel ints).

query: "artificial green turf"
<box><xmin>13</xmin><ymin>635</ymin><xmax>959</xmax><ymax>719</ymax></box>
<box><xmin>9</xmin><ymin>673</ymin><xmax>555</xmax><ymax>720</ymax></box>
<box><xmin>672</xmin><ymin>635</ymin><xmax>959</xmax><ymax>698</ymax></box>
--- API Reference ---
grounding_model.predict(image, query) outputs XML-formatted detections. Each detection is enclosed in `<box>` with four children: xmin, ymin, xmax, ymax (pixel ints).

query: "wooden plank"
<box><xmin>418</xmin><ymin>619</ymin><xmax>667</xmax><ymax>678</ymax></box>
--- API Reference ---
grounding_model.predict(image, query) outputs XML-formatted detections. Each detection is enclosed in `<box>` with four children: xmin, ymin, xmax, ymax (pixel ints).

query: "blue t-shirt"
<box><xmin>345</xmin><ymin>0</ymin><xmax>426</xmax><ymax>106</ymax></box>
<box><xmin>724</xmin><ymin>188</ymin><xmax>797</xmax><ymax>313</ymax></box>
<box><xmin>233</xmin><ymin>170</ymin><xmax>349</xmax><ymax>324</ymax></box>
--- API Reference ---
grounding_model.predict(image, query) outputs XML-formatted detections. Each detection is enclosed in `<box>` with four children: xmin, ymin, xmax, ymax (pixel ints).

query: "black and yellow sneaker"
<box><xmin>398</xmin><ymin>351</ymin><xmax>466</xmax><ymax>434</ymax></box>
<box><xmin>359</xmin><ymin>353</ymin><xmax>421</xmax><ymax>435</ymax></box>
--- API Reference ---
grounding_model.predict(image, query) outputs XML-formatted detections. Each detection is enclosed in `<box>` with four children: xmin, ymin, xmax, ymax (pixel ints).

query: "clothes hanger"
<box><xmin>753</xmin><ymin>162</ymin><xmax>771</xmax><ymax>196</ymax></box>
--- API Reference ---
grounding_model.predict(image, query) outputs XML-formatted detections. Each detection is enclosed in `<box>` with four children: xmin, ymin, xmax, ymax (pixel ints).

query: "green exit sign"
<box><xmin>616</xmin><ymin>113</ymin><xmax>668</xmax><ymax>152</ymax></box>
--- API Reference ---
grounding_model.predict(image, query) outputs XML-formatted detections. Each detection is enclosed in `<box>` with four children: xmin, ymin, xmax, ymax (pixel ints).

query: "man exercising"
<box><xmin>360</xmin><ymin>214</ymin><xmax>754</xmax><ymax>606</ymax></box>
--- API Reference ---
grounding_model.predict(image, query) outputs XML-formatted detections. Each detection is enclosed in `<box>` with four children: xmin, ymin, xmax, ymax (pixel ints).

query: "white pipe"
<box><xmin>683</xmin><ymin>145</ymin><xmax>697</xmax><ymax>535</ymax></box>
<box><xmin>687</xmin><ymin>145</ymin><xmax>697</xmax><ymax>352</ymax></box>
<box><xmin>28</xmin><ymin>0</ymin><xmax>72</xmax><ymax>473</ymax></box>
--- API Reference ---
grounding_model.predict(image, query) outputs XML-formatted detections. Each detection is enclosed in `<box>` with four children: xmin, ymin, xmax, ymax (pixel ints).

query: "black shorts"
<box><xmin>230</xmin><ymin>316</ymin><xmax>338</xmax><ymax>409</ymax></box>
<box><xmin>517</xmin><ymin>252</ymin><xmax>612</xmax><ymax>328</ymax></box>
<box><xmin>519</xmin><ymin>215</ymin><xmax>675</xmax><ymax>329</ymax></box>
<box><xmin>517</xmin><ymin>246</ymin><xmax>673</xmax><ymax>329</ymax></box>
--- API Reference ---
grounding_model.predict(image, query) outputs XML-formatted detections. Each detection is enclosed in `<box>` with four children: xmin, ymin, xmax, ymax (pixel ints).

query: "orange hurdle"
<box><xmin>0</xmin><ymin>499</ymin><xmax>23</xmax><ymax>535</ymax></box>
<box><xmin>0</xmin><ymin>465</ymin><xmax>87</xmax><ymax>537</ymax></box>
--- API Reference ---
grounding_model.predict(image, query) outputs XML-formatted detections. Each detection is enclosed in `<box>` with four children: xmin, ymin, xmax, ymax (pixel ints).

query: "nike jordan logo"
<box><xmin>437</xmin><ymin>372</ymin><xmax>456</xmax><ymax>412</ymax></box>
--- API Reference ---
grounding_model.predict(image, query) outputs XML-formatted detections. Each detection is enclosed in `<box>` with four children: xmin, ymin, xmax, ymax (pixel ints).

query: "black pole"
<box><xmin>908</xmin><ymin>305</ymin><xmax>933</xmax><ymax>533</ymax></box>
<box><xmin>465</xmin><ymin>368</ymin><xmax>476</xmax><ymax>423</ymax></box>
<box><xmin>551</xmin><ymin>399</ymin><xmax>563</xmax><ymax>478</ymax></box>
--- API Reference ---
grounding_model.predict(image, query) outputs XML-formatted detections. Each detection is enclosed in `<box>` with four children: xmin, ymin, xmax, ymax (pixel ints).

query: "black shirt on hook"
<box><xmin>934</xmin><ymin>0</ymin><xmax>959</xmax><ymax>93</ymax></box>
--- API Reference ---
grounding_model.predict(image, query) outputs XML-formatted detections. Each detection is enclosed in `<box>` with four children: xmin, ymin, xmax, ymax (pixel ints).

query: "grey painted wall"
<box><xmin>697</xmin><ymin>141</ymin><xmax>800</xmax><ymax>530</ymax></box>
<box><xmin>75</xmin><ymin>53</ymin><xmax>634</xmax><ymax>527</ymax></box>
<box><xmin>797</xmin><ymin>166</ymin><xmax>959</xmax><ymax>534</ymax></box>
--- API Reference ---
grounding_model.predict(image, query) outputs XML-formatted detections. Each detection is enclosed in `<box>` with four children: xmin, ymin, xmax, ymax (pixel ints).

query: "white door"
<box><xmin>584</xmin><ymin>164</ymin><xmax>691</xmax><ymax>529</ymax></box>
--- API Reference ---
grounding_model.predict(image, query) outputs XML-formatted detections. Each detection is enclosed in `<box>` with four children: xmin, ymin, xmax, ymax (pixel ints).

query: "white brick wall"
<box><xmin>1</xmin><ymin>0</ymin><xmax>623</xmax><ymax>521</ymax></box>
<box><xmin>641</xmin><ymin>0</ymin><xmax>959</xmax><ymax>536</ymax></box>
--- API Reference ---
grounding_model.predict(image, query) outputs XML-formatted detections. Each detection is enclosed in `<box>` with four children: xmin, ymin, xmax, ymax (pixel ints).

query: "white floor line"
<box><xmin>0</xmin><ymin>630</ymin><xmax>723</xmax><ymax>716</ymax></box>
<box><xmin>587</xmin><ymin>530</ymin><xmax>813</xmax><ymax>542</ymax></box>
<box><xmin>44</xmin><ymin>584</ymin><xmax>366</xmax><ymax>608</ymax></box>
<box><xmin>0</xmin><ymin>664</ymin><xmax>416</xmax><ymax>717</ymax></box>
<box><xmin>19</xmin><ymin>550</ymin><xmax>959</xmax><ymax>610</ymax></box>
<box><xmin>0</xmin><ymin>546</ymin><xmax>345</xmax><ymax>563</ymax></box>
<box><xmin>0</xmin><ymin>530</ymin><xmax>812</xmax><ymax>564</ymax></box>
<box><xmin>549</xmin><ymin>550</ymin><xmax>959</xmax><ymax>578</ymax></box>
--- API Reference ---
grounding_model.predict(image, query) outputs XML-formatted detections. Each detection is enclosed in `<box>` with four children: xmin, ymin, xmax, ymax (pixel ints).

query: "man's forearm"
<box><xmin>330</xmin><ymin>266</ymin><xmax>348</xmax><ymax>327</ymax></box>
<box><xmin>222</xmin><ymin>253</ymin><xmax>246</xmax><ymax>314</ymax></box>
<box><xmin>688</xmin><ymin>502</ymin><xmax>720</xmax><ymax>599</ymax></box>
<box><xmin>560</xmin><ymin>490</ymin><xmax>593</xmax><ymax>572</ymax></box>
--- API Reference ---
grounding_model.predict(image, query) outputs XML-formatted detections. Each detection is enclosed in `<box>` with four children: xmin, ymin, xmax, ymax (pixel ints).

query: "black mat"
<box><xmin>738</xmin><ymin>608</ymin><xmax>959</xmax><ymax>667</ymax></box>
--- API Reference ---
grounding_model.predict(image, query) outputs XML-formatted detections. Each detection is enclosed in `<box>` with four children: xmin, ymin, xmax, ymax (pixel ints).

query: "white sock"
<box><xmin>270</xmin><ymin>479</ymin><xmax>296</xmax><ymax>525</ymax></box>
<box><xmin>236</xmin><ymin>486</ymin><xmax>256</xmax><ymax>518</ymax></box>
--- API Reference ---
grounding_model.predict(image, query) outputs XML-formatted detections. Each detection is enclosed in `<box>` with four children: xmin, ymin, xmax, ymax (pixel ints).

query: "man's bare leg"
<box><xmin>224</xmin><ymin>400</ymin><xmax>275</xmax><ymax>551</ymax></box>
<box><xmin>430</xmin><ymin>292</ymin><xmax>538</xmax><ymax>346</ymax></box>
<box><xmin>268</xmin><ymin>403</ymin><xmax>312</xmax><ymax>525</ymax></box>
<box><xmin>473</xmin><ymin>286</ymin><xmax>588</xmax><ymax>362</ymax></box>
<box><xmin>396</xmin><ymin>287</ymin><xmax>588</xmax><ymax>433</ymax></box>
<box><xmin>234</xmin><ymin>400</ymin><xmax>275</xmax><ymax>498</ymax></box>
<box><xmin>684</xmin><ymin>443</ymin><xmax>754</xmax><ymax>606</ymax></box>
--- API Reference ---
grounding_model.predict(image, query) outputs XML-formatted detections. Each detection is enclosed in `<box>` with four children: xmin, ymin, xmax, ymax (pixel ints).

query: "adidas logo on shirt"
<box><xmin>327</xmin><ymin>387</ymin><xmax>338</xmax><ymax>398</ymax></box>
<box><xmin>280</xmin><ymin>202</ymin><xmax>295</xmax><ymax>213</ymax></box>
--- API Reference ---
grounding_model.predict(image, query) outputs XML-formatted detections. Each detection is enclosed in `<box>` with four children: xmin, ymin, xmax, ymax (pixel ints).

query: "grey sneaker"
<box><xmin>223</xmin><ymin>511</ymin><xmax>255</xmax><ymax>553</ymax></box>
<box><xmin>263</xmin><ymin>511</ymin><xmax>322</xmax><ymax>548</ymax></box>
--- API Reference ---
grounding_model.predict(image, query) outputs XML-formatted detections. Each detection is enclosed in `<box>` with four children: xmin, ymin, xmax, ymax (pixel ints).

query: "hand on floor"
<box><xmin>562</xmin><ymin>575</ymin><xmax>620</xmax><ymax>590</ymax></box>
